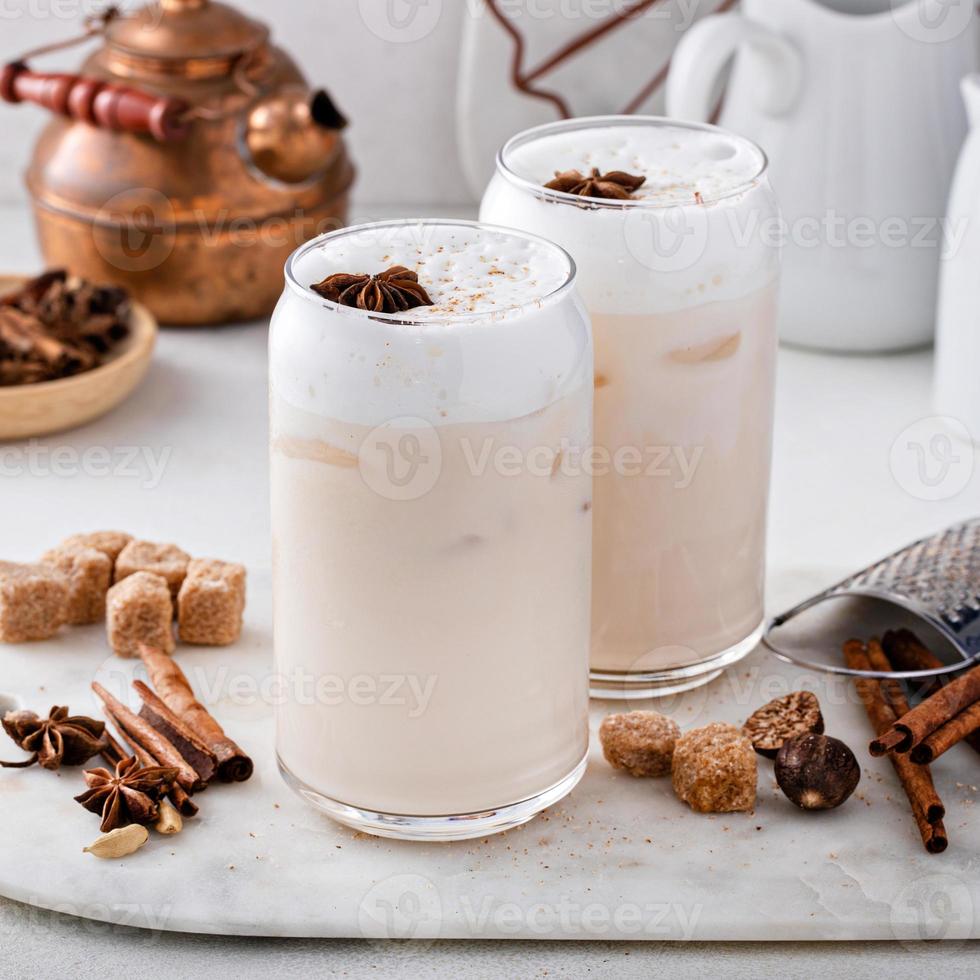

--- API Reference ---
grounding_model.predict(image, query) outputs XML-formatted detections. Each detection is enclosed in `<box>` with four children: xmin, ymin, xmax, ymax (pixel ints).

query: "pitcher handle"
<box><xmin>962</xmin><ymin>74</ymin><xmax>980</xmax><ymax>129</ymax></box>
<box><xmin>666</xmin><ymin>12</ymin><xmax>803</xmax><ymax>122</ymax></box>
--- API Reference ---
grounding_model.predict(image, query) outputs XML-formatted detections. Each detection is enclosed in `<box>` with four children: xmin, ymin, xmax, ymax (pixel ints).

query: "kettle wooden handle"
<box><xmin>0</xmin><ymin>63</ymin><xmax>191</xmax><ymax>142</ymax></box>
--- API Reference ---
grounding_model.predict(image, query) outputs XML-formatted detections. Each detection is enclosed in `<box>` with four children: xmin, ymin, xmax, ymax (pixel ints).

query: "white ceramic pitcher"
<box><xmin>666</xmin><ymin>0</ymin><xmax>978</xmax><ymax>351</ymax></box>
<box><xmin>935</xmin><ymin>75</ymin><xmax>980</xmax><ymax>444</ymax></box>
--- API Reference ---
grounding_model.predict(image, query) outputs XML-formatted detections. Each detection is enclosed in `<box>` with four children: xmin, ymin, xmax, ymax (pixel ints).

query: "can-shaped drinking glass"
<box><xmin>482</xmin><ymin>116</ymin><xmax>780</xmax><ymax>698</ymax></box>
<box><xmin>270</xmin><ymin>219</ymin><xmax>593</xmax><ymax>839</ymax></box>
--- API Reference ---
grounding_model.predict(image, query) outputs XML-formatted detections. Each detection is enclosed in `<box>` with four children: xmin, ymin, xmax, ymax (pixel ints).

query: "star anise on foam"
<box><xmin>1</xmin><ymin>706</ymin><xmax>106</xmax><ymax>771</ymax></box>
<box><xmin>311</xmin><ymin>265</ymin><xmax>434</xmax><ymax>314</ymax></box>
<box><xmin>544</xmin><ymin>167</ymin><xmax>646</xmax><ymax>200</ymax></box>
<box><xmin>75</xmin><ymin>756</ymin><xmax>179</xmax><ymax>833</ymax></box>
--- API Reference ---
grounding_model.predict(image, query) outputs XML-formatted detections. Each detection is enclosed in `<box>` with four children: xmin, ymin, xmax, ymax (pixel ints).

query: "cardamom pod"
<box><xmin>154</xmin><ymin>799</ymin><xmax>183</xmax><ymax>836</ymax></box>
<box><xmin>83</xmin><ymin>824</ymin><xmax>149</xmax><ymax>859</ymax></box>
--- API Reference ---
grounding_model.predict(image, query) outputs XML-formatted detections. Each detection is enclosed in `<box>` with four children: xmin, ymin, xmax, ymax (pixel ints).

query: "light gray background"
<box><xmin>2</xmin><ymin>3</ymin><xmax>979</xmax><ymax>974</ymax></box>
<box><xmin>1</xmin><ymin>896</ymin><xmax>978</xmax><ymax>980</ymax></box>
<box><xmin>0</xmin><ymin>0</ymin><xmax>479</xmax><ymax>206</ymax></box>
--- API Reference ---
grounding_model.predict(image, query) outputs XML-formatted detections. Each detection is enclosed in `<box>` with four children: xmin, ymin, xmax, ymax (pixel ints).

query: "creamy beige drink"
<box><xmin>270</xmin><ymin>220</ymin><xmax>592</xmax><ymax>839</ymax></box>
<box><xmin>482</xmin><ymin>117</ymin><xmax>780</xmax><ymax>696</ymax></box>
<box><xmin>589</xmin><ymin>290</ymin><xmax>777</xmax><ymax>674</ymax></box>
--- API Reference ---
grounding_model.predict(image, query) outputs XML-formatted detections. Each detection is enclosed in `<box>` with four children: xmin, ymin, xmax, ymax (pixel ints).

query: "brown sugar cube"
<box><xmin>600</xmin><ymin>711</ymin><xmax>679</xmax><ymax>777</ymax></box>
<box><xmin>671</xmin><ymin>722</ymin><xmax>757</xmax><ymax>814</ymax></box>
<box><xmin>106</xmin><ymin>572</ymin><xmax>175</xmax><ymax>658</ymax></box>
<box><xmin>0</xmin><ymin>561</ymin><xmax>69</xmax><ymax>642</ymax></box>
<box><xmin>40</xmin><ymin>546</ymin><xmax>112</xmax><ymax>625</ymax></box>
<box><xmin>114</xmin><ymin>540</ymin><xmax>190</xmax><ymax>599</ymax></box>
<box><xmin>60</xmin><ymin>531</ymin><xmax>133</xmax><ymax>567</ymax></box>
<box><xmin>177</xmin><ymin>558</ymin><xmax>246</xmax><ymax>646</ymax></box>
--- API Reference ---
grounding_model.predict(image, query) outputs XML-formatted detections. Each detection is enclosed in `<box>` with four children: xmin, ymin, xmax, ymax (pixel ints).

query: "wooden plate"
<box><xmin>0</xmin><ymin>275</ymin><xmax>157</xmax><ymax>441</ymax></box>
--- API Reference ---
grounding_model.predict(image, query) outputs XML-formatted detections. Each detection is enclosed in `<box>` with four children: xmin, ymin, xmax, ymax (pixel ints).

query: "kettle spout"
<box><xmin>963</xmin><ymin>75</ymin><xmax>980</xmax><ymax>130</ymax></box>
<box><xmin>245</xmin><ymin>86</ymin><xmax>347</xmax><ymax>185</ymax></box>
<box><xmin>309</xmin><ymin>90</ymin><xmax>348</xmax><ymax>132</ymax></box>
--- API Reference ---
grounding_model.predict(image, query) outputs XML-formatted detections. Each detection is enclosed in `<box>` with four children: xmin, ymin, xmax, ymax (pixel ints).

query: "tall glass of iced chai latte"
<box><xmin>270</xmin><ymin>219</ymin><xmax>592</xmax><ymax>840</ymax></box>
<box><xmin>482</xmin><ymin>117</ymin><xmax>780</xmax><ymax>698</ymax></box>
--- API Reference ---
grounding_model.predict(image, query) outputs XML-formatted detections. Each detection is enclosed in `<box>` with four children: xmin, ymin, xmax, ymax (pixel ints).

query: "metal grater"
<box><xmin>764</xmin><ymin>518</ymin><xmax>980</xmax><ymax>677</ymax></box>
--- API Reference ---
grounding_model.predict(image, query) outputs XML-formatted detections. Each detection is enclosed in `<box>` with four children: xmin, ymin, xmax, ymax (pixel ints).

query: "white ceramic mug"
<box><xmin>935</xmin><ymin>75</ymin><xmax>980</xmax><ymax>445</ymax></box>
<box><xmin>667</xmin><ymin>0</ymin><xmax>978</xmax><ymax>351</ymax></box>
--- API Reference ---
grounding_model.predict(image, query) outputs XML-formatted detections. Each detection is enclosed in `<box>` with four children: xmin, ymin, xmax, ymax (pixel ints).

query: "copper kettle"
<box><xmin>1</xmin><ymin>0</ymin><xmax>355</xmax><ymax>325</ymax></box>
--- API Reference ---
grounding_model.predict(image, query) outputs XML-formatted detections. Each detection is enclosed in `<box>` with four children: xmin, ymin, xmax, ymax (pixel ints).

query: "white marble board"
<box><xmin>0</xmin><ymin>569</ymin><xmax>978</xmax><ymax>942</ymax></box>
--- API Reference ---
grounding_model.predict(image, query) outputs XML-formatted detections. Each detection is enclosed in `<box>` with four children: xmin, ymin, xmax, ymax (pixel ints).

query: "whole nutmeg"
<box><xmin>743</xmin><ymin>691</ymin><xmax>824</xmax><ymax>758</ymax></box>
<box><xmin>774</xmin><ymin>734</ymin><xmax>860</xmax><ymax>811</ymax></box>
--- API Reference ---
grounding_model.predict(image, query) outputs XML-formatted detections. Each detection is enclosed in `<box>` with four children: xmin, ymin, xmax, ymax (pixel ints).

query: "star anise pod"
<box><xmin>75</xmin><ymin>756</ymin><xmax>179</xmax><ymax>833</ymax></box>
<box><xmin>1</xmin><ymin>706</ymin><xmax>106</xmax><ymax>771</ymax></box>
<box><xmin>311</xmin><ymin>265</ymin><xmax>434</xmax><ymax>314</ymax></box>
<box><xmin>544</xmin><ymin>167</ymin><xmax>646</xmax><ymax>201</ymax></box>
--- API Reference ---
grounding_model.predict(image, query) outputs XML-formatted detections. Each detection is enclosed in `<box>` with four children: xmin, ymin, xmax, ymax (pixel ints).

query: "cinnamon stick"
<box><xmin>910</xmin><ymin>701</ymin><xmax>980</xmax><ymax>765</ymax></box>
<box><xmin>138</xmin><ymin>644</ymin><xmax>253</xmax><ymax>782</ymax></box>
<box><xmin>91</xmin><ymin>681</ymin><xmax>202</xmax><ymax>793</ymax></box>
<box><xmin>100</xmin><ymin>729</ymin><xmax>127</xmax><ymax>767</ymax></box>
<box><xmin>866</xmin><ymin>640</ymin><xmax>912</xmax><ymax>714</ymax></box>
<box><xmin>882</xmin><ymin>629</ymin><xmax>980</xmax><ymax>756</ymax></box>
<box><xmin>110</xmin><ymin>715</ymin><xmax>199</xmax><ymax>818</ymax></box>
<box><xmin>870</xmin><ymin>728</ymin><xmax>907</xmax><ymax>755</ymax></box>
<box><xmin>99</xmin><ymin>723</ymin><xmax>197</xmax><ymax>816</ymax></box>
<box><xmin>849</xmin><ymin>640</ymin><xmax>945</xmax><ymax>825</ymax></box>
<box><xmin>881</xmin><ymin>630</ymin><xmax>945</xmax><ymax>697</ymax></box>
<box><xmin>871</xmin><ymin>663</ymin><xmax>980</xmax><ymax>757</ymax></box>
<box><xmin>134</xmin><ymin>679</ymin><xmax>218</xmax><ymax>785</ymax></box>
<box><xmin>169</xmin><ymin>780</ymin><xmax>199</xmax><ymax>819</ymax></box>
<box><xmin>866</xmin><ymin>640</ymin><xmax>918</xmax><ymax>754</ymax></box>
<box><xmin>845</xmin><ymin>639</ymin><xmax>947</xmax><ymax>853</ymax></box>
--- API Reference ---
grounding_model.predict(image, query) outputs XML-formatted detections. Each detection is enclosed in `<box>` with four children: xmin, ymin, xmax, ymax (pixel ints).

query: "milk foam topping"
<box><xmin>272</xmin><ymin>220</ymin><xmax>591</xmax><ymax>427</ymax></box>
<box><xmin>483</xmin><ymin>117</ymin><xmax>779</xmax><ymax>316</ymax></box>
